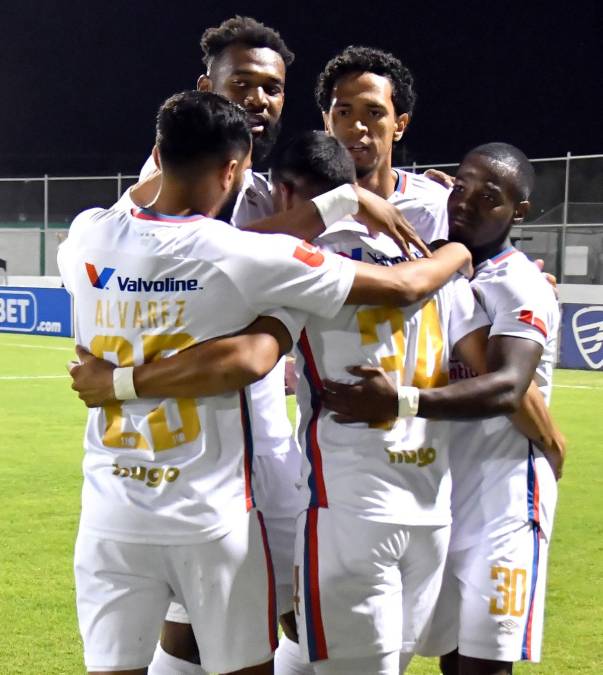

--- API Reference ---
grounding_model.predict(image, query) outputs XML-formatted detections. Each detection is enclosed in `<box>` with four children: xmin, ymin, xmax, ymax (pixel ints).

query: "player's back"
<box><xmin>295</xmin><ymin>221</ymin><xmax>484</xmax><ymax>527</ymax></box>
<box><xmin>58</xmin><ymin>205</ymin><xmax>284</xmax><ymax>545</ymax></box>
<box><xmin>448</xmin><ymin>248</ymin><xmax>560</xmax><ymax>551</ymax></box>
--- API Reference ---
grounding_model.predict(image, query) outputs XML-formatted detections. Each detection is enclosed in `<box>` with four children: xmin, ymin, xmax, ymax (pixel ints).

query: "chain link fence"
<box><xmin>1</xmin><ymin>154</ymin><xmax>602</xmax><ymax>282</ymax></box>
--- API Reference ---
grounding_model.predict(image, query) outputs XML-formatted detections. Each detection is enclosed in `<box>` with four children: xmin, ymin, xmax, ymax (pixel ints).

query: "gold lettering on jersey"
<box><xmin>133</xmin><ymin>301</ymin><xmax>144</xmax><ymax>328</ymax></box>
<box><xmin>175</xmin><ymin>300</ymin><xmax>186</xmax><ymax>327</ymax></box>
<box><xmin>147</xmin><ymin>301</ymin><xmax>158</xmax><ymax>328</ymax></box>
<box><xmin>91</xmin><ymin>301</ymin><xmax>188</xmax><ymax>331</ymax></box>
<box><xmin>112</xmin><ymin>462</ymin><xmax>181</xmax><ymax>488</ymax></box>
<box><xmin>95</xmin><ymin>300</ymin><xmax>103</xmax><ymax>327</ymax></box>
<box><xmin>387</xmin><ymin>447</ymin><xmax>437</xmax><ymax>467</ymax></box>
<box><xmin>118</xmin><ymin>301</ymin><xmax>128</xmax><ymax>329</ymax></box>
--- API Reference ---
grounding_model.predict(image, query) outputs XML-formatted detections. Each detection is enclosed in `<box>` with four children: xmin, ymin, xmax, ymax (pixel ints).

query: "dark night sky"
<box><xmin>1</xmin><ymin>0</ymin><xmax>601</xmax><ymax>176</ymax></box>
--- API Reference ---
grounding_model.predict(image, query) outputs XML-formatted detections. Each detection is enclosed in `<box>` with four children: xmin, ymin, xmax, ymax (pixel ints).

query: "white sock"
<box><xmin>274</xmin><ymin>635</ymin><xmax>315</xmax><ymax>675</ymax></box>
<box><xmin>148</xmin><ymin>643</ymin><xmax>208</xmax><ymax>675</ymax></box>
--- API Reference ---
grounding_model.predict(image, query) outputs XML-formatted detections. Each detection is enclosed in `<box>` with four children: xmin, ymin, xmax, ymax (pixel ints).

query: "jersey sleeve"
<box><xmin>259</xmin><ymin>307</ymin><xmax>308</xmax><ymax>345</ymax></box>
<box><xmin>447</xmin><ymin>275</ymin><xmax>491</xmax><ymax>349</ymax></box>
<box><xmin>478</xmin><ymin>276</ymin><xmax>555</xmax><ymax>349</ymax></box>
<box><xmin>213</xmin><ymin>229</ymin><xmax>356</xmax><ymax>320</ymax></box>
<box><xmin>57</xmin><ymin>208</ymin><xmax>104</xmax><ymax>292</ymax></box>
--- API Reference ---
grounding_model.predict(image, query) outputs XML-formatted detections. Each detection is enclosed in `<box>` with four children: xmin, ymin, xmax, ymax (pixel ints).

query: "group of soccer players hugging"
<box><xmin>60</xmin><ymin>14</ymin><xmax>566</xmax><ymax>675</ymax></box>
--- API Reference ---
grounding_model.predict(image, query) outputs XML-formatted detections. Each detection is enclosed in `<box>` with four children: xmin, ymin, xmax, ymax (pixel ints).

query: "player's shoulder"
<box><xmin>69</xmin><ymin>206</ymin><xmax>114</xmax><ymax>235</ymax></box>
<box><xmin>243</xmin><ymin>170</ymin><xmax>273</xmax><ymax>205</ymax></box>
<box><xmin>393</xmin><ymin>170</ymin><xmax>450</xmax><ymax>206</ymax></box>
<box><xmin>473</xmin><ymin>248</ymin><xmax>557</xmax><ymax>307</ymax></box>
<box><xmin>317</xmin><ymin>218</ymin><xmax>404</xmax><ymax>262</ymax></box>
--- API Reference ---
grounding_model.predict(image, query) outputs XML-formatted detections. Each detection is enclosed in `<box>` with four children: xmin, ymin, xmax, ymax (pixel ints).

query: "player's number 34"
<box><xmin>90</xmin><ymin>334</ymin><xmax>200</xmax><ymax>452</ymax></box>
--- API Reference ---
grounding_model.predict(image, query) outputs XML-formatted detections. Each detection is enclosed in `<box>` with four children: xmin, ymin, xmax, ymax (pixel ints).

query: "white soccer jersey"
<box><xmin>58</xmin><ymin>205</ymin><xmax>355</xmax><ymax>545</ymax></box>
<box><xmin>290</xmin><ymin>221</ymin><xmax>489</xmax><ymax>526</ymax></box>
<box><xmin>389</xmin><ymin>169</ymin><xmax>450</xmax><ymax>243</ymax></box>
<box><xmin>448</xmin><ymin>247</ymin><xmax>560</xmax><ymax>551</ymax></box>
<box><xmin>137</xmin><ymin>157</ymin><xmax>291</xmax><ymax>456</ymax></box>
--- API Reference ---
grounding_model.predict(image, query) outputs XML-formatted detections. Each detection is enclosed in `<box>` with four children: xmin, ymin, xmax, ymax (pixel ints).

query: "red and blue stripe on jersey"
<box><xmin>521</xmin><ymin>524</ymin><xmax>541</xmax><ymax>660</ymax></box>
<box><xmin>297</xmin><ymin>329</ymin><xmax>329</xmax><ymax>509</ymax></box>
<box><xmin>239</xmin><ymin>389</ymin><xmax>255</xmax><ymax>511</ymax></box>
<box><xmin>303</xmin><ymin>507</ymin><xmax>329</xmax><ymax>661</ymax></box>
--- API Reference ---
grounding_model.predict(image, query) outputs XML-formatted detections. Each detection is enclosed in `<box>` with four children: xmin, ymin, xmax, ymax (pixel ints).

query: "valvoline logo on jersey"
<box><xmin>85</xmin><ymin>262</ymin><xmax>203</xmax><ymax>293</ymax></box>
<box><xmin>572</xmin><ymin>305</ymin><xmax>603</xmax><ymax>369</ymax></box>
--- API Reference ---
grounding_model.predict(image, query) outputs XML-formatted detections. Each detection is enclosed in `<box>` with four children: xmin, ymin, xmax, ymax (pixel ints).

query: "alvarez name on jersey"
<box><xmin>290</xmin><ymin>220</ymin><xmax>489</xmax><ymax>526</ymax></box>
<box><xmin>448</xmin><ymin>247</ymin><xmax>560</xmax><ymax>551</ymax></box>
<box><xmin>58</xmin><ymin>203</ymin><xmax>355</xmax><ymax>546</ymax></box>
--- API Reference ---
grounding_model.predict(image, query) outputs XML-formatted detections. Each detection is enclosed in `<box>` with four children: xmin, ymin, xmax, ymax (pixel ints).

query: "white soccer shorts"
<box><xmin>166</xmin><ymin>445</ymin><xmax>303</xmax><ymax>625</ymax></box>
<box><xmin>74</xmin><ymin>510</ymin><xmax>277</xmax><ymax>672</ymax></box>
<box><xmin>294</xmin><ymin>506</ymin><xmax>450</xmax><ymax>664</ymax></box>
<box><xmin>418</xmin><ymin>521</ymin><xmax>550</xmax><ymax>663</ymax></box>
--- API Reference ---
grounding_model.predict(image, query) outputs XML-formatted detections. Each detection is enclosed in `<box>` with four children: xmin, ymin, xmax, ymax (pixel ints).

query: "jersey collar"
<box><xmin>131</xmin><ymin>206</ymin><xmax>206</xmax><ymax>223</ymax></box>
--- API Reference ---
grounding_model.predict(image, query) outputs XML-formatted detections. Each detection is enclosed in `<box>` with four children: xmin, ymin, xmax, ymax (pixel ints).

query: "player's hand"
<box><xmin>67</xmin><ymin>345</ymin><xmax>116</xmax><ymax>407</ymax></box>
<box><xmin>538</xmin><ymin>429</ymin><xmax>567</xmax><ymax>481</ymax></box>
<box><xmin>321</xmin><ymin>365</ymin><xmax>398</xmax><ymax>424</ymax></box>
<box><xmin>354</xmin><ymin>186</ymin><xmax>432</xmax><ymax>260</ymax></box>
<box><xmin>129</xmin><ymin>167</ymin><xmax>162</xmax><ymax>207</ymax></box>
<box><xmin>423</xmin><ymin>168</ymin><xmax>454</xmax><ymax>189</ymax></box>
<box><xmin>534</xmin><ymin>258</ymin><xmax>559</xmax><ymax>299</ymax></box>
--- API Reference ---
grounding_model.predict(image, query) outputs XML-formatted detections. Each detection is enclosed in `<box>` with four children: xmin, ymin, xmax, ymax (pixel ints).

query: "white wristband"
<box><xmin>397</xmin><ymin>386</ymin><xmax>420</xmax><ymax>418</ymax></box>
<box><xmin>113</xmin><ymin>366</ymin><xmax>138</xmax><ymax>401</ymax></box>
<box><xmin>311</xmin><ymin>184</ymin><xmax>359</xmax><ymax>227</ymax></box>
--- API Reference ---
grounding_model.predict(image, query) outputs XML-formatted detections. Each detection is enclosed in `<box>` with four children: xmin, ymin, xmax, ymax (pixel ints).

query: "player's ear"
<box><xmin>197</xmin><ymin>74</ymin><xmax>213</xmax><ymax>92</ymax></box>
<box><xmin>393</xmin><ymin>113</ymin><xmax>409</xmax><ymax>142</ymax></box>
<box><xmin>151</xmin><ymin>145</ymin><xmax>161</xmax><ymax>170</ymax></box>
<box><xmin>513</xmin><ymin>201</ymin><xmax>530</xmax><ymax>224</ymax></box>
<box><xmin>281</xmin><ymin>182</ymin><xmax>297</xmax><ymax>211</ymax></box>
<box><xmin>221</xmin><ymin>159</ymin><xmax>239</xmax><ymax>190</ymax></box>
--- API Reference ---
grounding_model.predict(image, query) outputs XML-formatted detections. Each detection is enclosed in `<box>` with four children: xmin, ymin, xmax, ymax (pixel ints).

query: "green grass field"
<box><xmin>1</xmin><ymin>332</ymin><xmax>602</xmax><ymax>674</ymax></box>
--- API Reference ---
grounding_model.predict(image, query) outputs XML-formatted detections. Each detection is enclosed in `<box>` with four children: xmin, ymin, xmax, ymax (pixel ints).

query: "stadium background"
<box><xmin>0</xmin><ymin>1</ymin><xmax>601</xmax><ymax>672</ymax></box>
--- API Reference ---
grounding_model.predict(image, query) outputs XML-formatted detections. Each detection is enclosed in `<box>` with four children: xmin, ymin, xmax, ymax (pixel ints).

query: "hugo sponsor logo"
<box><xmin>572</xmin><ymin>305</ymin><xmax>603</xmax><ymax>369</ymax></box>
<box><xmin>112</xmin><ymin>463</ymin><xmax>180</xmax><ymax>488</ymax></box>
<box><xmin>387</xmin><ymin>447</ymin><xmax>437</xmax><ymax>467</ymax></box>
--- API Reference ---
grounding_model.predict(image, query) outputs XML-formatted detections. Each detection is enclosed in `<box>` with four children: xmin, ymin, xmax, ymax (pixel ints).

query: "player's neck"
<box><xmin>472</xmin><ymin>236</ymin><xmax>513</xmax><ymax>267</ymax></box>
<box><xmin>357</xmin><ymin>162</ymin><xmax>397</xmax><ymax>200</ymax></box>
<box><xmin>149</xmin><ymin>181</ymin><xmax>211</xmax><ymax>218</ymax></box>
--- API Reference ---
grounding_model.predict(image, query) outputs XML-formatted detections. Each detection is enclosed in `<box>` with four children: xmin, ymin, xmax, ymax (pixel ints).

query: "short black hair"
<box><xmin>316</xmin><ymin>46</ymin><xmax>416</xmax><ymax>116</ymax></box>
<box><xmin>200</xmin><ymin>16</ymin><xmax>294</xmax><ymax>69</ymax></box>
<box><xmin>468</xmin><ymin>142</ymin><xmax>535</xmax><ymax>201</ymax></box>
<box><xmin>271</xmin><ymin>131</ymin><xmax>356</xmax><ymax>195</ymax></box>
<box><xmin>156</xmin><ymin>90</ymin><xmax>251</xmax><ymax>175</ymax></box>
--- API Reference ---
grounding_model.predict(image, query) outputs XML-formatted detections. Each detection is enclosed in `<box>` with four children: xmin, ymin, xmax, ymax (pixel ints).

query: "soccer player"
<box><xmin>129</xmin><ymin>18</ymin><xmax>430</xmax><ymax>675</ymax></box>
<box><xmin>316</xmin><ymin>46</ymin><xmax>449</xmax><ymax>244</ymax></box>
<box><xmin>70</xmin><ymin>131</ymin><xmax>560</xmax><ymax>675</ymax></box>
<box><xmin>323</xmin><ymin>143</ymin><xmax>564</xmax><ymax>675</ymax></box>
<box><xmin>61</xmin><ymin>90</ymin><xmax>474</xmax><ymax>675</ymax></box>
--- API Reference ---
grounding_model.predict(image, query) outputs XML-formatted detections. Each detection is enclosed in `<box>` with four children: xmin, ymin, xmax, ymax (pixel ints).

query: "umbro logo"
<box><xmin>572</xmin><ymin>306</ymin><xmax>603</xmax><ymax>369</ymax></box>
<box><xmin>85</xmin><ymin>263</ymin><xmax>115</xmax><ymax>289</ymax></box>
<box><xmin>499</xmin><ymin>619</ymin><xmax>519</xmax><ymax>634</ymax></box>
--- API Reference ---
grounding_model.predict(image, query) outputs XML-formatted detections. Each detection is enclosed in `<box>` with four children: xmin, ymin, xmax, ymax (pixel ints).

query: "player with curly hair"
<box><xmin>317</xmin><ymin>46</ymin><xmax>450</xmax><ymax>245</ymax></box>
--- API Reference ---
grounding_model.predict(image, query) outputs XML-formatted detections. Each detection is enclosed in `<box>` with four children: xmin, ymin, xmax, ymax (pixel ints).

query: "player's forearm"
<box><xmin>133</xmin><ymin>334</ymin><xmax>281</xmax><ymax>399</ymax></box>
<box><xmin>417</xmin><ymin>370</ymin><xmax>522</xmax><ymax>419</ymax></box>
<box><xmin>510</xmin><ymin>381</ymin><xmax>558</xmax><ymax>448</ymax></box>
<box><xmin>243</xmin><ymin>201</ymin><xmax>326</xmax><ymax>240</ymax></box>
<box><xmin>346</xmin><ymin>243</ymin><xmax>471</xmax><ymax>306</ymax></box>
